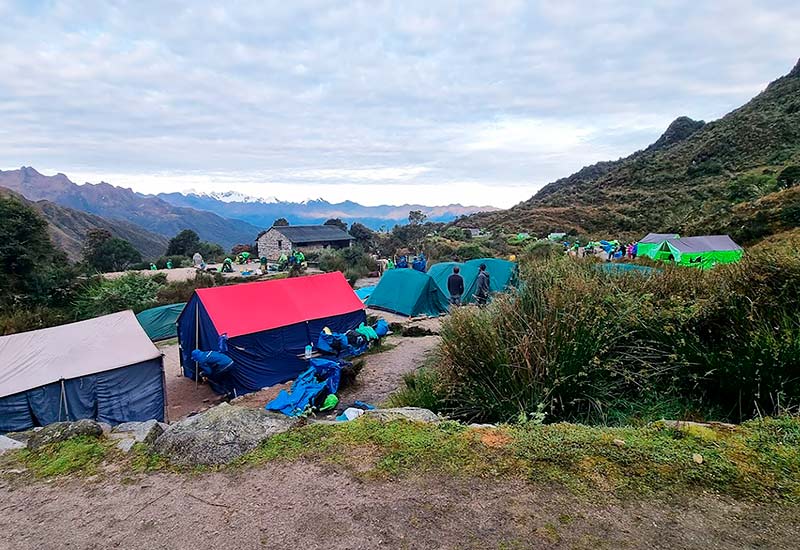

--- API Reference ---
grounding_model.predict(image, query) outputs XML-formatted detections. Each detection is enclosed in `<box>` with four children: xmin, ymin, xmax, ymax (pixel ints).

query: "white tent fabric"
<box><xmin>640</xmin><ymin>233</ymin><xmax>679</xmax><ymax>244</ymax></box>
<box><xmin>0</xmin><ymin>310</ymin><xmax>161</xmax><ymax>399</ymax></box>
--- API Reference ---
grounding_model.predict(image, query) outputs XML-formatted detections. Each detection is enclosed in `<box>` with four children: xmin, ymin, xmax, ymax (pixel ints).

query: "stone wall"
<box><xmin>257</xmin><ymin>228</ymin><xmax>289</xmax><ymax>260</ymax></box>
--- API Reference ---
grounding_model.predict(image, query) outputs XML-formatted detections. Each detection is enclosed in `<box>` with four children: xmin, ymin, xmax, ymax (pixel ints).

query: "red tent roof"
<box><xmin>195</xmin><ymin>272</ymin><xmax>364</xmax><ymax>338</ymax></box>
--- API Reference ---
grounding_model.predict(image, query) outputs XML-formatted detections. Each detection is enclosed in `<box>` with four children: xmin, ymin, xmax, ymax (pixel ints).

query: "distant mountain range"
<box><xmin>0</xmin><ymin>167</ymin><xmax>261</xmax><ymax>250</ymax></box>
<box><xmin>0</xmin><ymin>187</ymin><xmax>168</xmax><ymax>261</ymax></box>
<box><xmin>0</xmin><ymin>167</ymin><xmax>496</xmax><ymax>259</ymax></box>
<box><xmin>461</xmin><ymin>58</ymin><xmax>800</xmax><ymax>244</ymax></box>
<box><xmin>156</xmin><ymin>191</ymin><xmax>496</xmax><ymax>230</ymax></box>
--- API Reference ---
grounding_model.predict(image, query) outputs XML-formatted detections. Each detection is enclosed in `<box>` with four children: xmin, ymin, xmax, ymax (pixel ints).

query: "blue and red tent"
<box><xmin>177</xmin><ymin>272</ymin><xmax>366</xmax><ymax>397</ymax></box>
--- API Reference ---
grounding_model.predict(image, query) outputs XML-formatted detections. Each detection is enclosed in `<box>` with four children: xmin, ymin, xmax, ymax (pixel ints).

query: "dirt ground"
<box><xmin>337</xmin><ymin>334</ymin><xmax>439</xmax><ymax>407</ymax></box>
<box><xmin>159</xmin><ymin>340</ymin><xmax>222</xmax><ymax>421</ymax></box>
<box><xmin>1</xmin><ymin>461</ymin><xmax>797</xmax><ymax>550</ymax></box>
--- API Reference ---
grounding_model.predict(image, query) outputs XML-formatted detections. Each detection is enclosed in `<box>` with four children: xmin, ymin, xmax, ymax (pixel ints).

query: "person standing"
<box><xmin>447</xmin><ymin>266</ymin><xmax>464</xmax><ymax>306</ymax></box>
<box><xmin>475</xmin><ymin>263</ymin><xmax>491</xmax><ymax>306</ymax></box>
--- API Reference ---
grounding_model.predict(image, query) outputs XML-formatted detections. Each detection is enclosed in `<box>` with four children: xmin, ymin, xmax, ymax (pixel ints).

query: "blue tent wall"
<box><xmin>0</xmin><ymin>357</ymin><xmax>165</xmax><ymax>433</ymax></box>
<box><xmin>177</xmin><ymin>293</ymin><xmax>365</xmax><ymax>396</ymax></box>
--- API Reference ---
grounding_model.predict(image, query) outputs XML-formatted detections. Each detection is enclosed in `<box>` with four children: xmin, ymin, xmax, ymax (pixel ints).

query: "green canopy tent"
<box><xmin>637</xmin><ymin>233</ymin><xmax>680</xmax><ymax>259</ymax></box>
<box><xmin>136</xmin><ymin>303</ymin><xmax>186</xmax><ymax>341</ymax></box>
<box><xmin>366</xmin><ymin>269</ymin><xmax>450</xmax><ymax>317</ymax></box>
<box><xmin>654</xmin><ymin>235</ymin><xmax>743</xmax><ymax>269</ymax></box>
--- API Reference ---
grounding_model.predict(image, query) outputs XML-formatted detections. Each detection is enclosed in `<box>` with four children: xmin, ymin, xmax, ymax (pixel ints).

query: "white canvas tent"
<box><xmin>0</xmin><ymin>310</ymin><xmax>166</xmax><ymax>432</ymax></box>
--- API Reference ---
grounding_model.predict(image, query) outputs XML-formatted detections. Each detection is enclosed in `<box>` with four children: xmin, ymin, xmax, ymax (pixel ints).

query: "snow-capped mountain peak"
<box><xmin>187</xmin><ymin>190</ymin><xmax>280</xmax><ymax>204</ymax></box>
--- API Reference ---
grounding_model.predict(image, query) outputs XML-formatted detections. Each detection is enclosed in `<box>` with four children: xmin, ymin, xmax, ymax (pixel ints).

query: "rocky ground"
<box><xmin>1</xmin><ymin>461</ymin><xmax>797</xmax><ymax>550</ymax></box>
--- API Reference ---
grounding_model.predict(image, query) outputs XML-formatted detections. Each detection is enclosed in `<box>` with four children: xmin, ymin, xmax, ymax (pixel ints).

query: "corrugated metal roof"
<box><xmin>268</xmin><ymin>225</ymin><xmax>354</xmax><ymax>243</ymax></box>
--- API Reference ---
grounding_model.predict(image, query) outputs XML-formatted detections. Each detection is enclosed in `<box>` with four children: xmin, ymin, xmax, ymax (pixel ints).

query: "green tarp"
<box><xmin>136</xmin><ymin>303</ymin><xmax>186</xmax><ymax>341</ymax></box>
<box><xmin>428</xmin><ymin>258</ymin><xmax>518</xmax><ymax>303</ymax></box>
<box><xmin>366</xmin><ymin>269</ymin><xmax>450</xmax><ymax>317</ymax></box>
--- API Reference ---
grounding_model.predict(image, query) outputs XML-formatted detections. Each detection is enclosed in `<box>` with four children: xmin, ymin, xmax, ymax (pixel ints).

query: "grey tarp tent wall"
<box><xmin>0</xmin><ymin>310</ymin><xmax>166</xmax><ymax>433</ymax></box>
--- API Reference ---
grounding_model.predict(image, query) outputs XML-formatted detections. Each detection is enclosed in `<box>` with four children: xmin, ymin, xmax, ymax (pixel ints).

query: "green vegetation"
<box><xmin>395</xmin><ymin>250</ymin><xmax>800</xmax><ymax>425</ymax></box>
<box><xmin>5</xmin><ymin>415</ymin><xmax>799</xmax><ymax>502</ymax></box>
<box><xmin>14</xmin><ymin>436</ymin><xmax>114</xmax><ymax>477</ymax></box>
<box><xmin>318</xmin><ymin>246</ymin><xmax>377</xmax><ymax>286</ymax></box>
<box><xmin>237</xmin><ymin>416</ymin><xmax>800</xmax><ymax>501</ymax></box>
<box><xmin>82</xmin><ymin>228</ymin><xmax>142</xmax><ymax>272</ymax></box>
<box><xmin>165</xmin><ymin>229</ymin><xmax>224</xmax><ymax>262</ymax></box>
<box><xmin>461</xmin><ymin>62</ymin><xmax>800</xmax><ymax>243</ymax></box>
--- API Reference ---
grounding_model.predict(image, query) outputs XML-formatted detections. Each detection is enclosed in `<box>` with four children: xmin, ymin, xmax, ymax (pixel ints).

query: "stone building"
<box><xmin>256</xmin><ymin>225</ymin><xmax>354</xmax><ymax>260</ymax></box>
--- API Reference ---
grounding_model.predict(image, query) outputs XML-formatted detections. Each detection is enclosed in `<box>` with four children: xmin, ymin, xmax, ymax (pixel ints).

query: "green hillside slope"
<box><xmin>464</xmin><ymin>59</ymin><xmax>800</xmax><ymax>243</ymax></box>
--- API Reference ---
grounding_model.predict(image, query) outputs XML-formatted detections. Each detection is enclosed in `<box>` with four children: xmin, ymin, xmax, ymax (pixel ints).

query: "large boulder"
<box><xmin>26</xmin><ymin>419</ymin><xmax>103</xmax><ymax>450</ymax></box>
<box><xmin>362</xmin><ymin>407</ymin><xmax>440</xmax><ymax>423</ymax></box>
<box><xmin>151</xmin><ymin>403</ymin><xmax>299</xmax><ymax>466</ymax></box>
<box><xmin>0</xmin><ymin>435</ymin><xmax>25</xmax><ymax>454</ymax></box>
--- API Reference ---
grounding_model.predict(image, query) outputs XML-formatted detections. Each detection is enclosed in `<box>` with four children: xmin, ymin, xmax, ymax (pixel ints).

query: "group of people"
<box><xmin>395</xmin><ymin>252</ymin><xmax>427</xmax><ymax>272</ymax></box>
<box><xmin>278</xmin><ymin>250</ymin><xmax>306</xmax><ymax>270</ymax></box>
<box><xmin>565</xmin><ymin>240</ymin><xmax>639</xmax><ymax>261</ymax></box>
<box><xmin>445</xmin><ymin>263</ymin><xmax>490</xmax><ymax>306</ymax></box>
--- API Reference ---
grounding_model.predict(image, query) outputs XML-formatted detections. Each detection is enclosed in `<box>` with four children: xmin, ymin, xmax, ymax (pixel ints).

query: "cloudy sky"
<box><xmin>1</xmin><ymin>1</ymin><xmax>798</xmax><ymax>207</ymax></box>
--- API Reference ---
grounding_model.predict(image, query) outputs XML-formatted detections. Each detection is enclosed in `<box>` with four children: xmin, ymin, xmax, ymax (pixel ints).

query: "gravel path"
<box><xmin>1</xmin><ymin>462</ymin><xmax>797</xmax><ymax>550</ymax></box>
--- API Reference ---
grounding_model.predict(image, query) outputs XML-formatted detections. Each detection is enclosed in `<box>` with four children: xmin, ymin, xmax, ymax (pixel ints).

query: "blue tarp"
<box><xmin>0</xmin><ymin>358</ymin><xmax>165</xmax><ymax>433</ymax></box>
<box><xmin>354</xmin><ymin>286</ymin><xmax>376</xmax><ymax>301</ymax></box>
<box><xmin>265</xmin><ymin>358</ymin><xmax>343</xmax><ymax>416</ymax></box>
<box><xmin>177</xmin><ymin>295</ymin><xmax>365</xmax><ymax>397</ymax></box>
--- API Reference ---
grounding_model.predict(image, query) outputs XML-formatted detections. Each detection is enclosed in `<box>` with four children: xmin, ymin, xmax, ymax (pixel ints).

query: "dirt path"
<box><xmin>1</xmin><ymin>462</ymin><xmax>796</xmax><ymax>549</ymax></box>
<box><xmin>337</xmin><ymin>334</ymin><xmax>439</xmax><ymax>407</ymax></box>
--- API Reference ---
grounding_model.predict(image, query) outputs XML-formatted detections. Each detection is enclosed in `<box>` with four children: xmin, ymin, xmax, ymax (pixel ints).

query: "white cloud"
<box><xmin>2</xmin><ymin>0</ymin><xmax>800</xmax><ymax>207</ymax></box>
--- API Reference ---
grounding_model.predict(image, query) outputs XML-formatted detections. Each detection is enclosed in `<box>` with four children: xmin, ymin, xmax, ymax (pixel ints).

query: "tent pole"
<box><xmin>60</xmin><ymin>379</ymin><xmax>70</xmax><ymax>420</ymax></box>
<box><xmin>195</xmin><ymin>301</ymin><xmax>200</xmax><ymax>389</ymax></box>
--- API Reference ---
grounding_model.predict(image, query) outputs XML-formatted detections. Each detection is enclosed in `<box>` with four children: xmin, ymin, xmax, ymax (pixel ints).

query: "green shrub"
<box><xmin>73</xmin><ymin>273</ymin><xmax>162</xmax><ymax>318</ymax></box>
<box><xmin>156</xmin><ymin>271</ymin><xmax>224</xmax><ymax>304</ymax></box>
<box><xmin>419</xmin><ymin>252</ymin><xmax>800</xmax><ymax>425</ymax></box>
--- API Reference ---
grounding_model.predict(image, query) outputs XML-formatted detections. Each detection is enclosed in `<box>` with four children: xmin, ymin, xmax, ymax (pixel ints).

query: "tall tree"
<box><xmin>324</xmin><ymin>218</ymin><xmax>348</xmax><ymax>232</ymax></box>
<box><xmin>408</xmin><ymin>210</ymin><xmax>427</xmax><ymax>225</ymax></box>
<box><xmin>272</xmin><ymin>218</ymin><xmax>290</xmax><ymax>227</ymax></box>
<box><xmin>349</xmin><ymin>222</ymin><xmax>375</xmax><ymax>246</ymax></box>
<box><xmin>0</xmin><ymin>195</ymin><xmax>68</xmax><ymax>304</ymax></box>
<box><xmin>166</xmin><ymin>229</ymin><xmax>201</xmax><ymax>256</ymax></box>
<box><xmin>82</xmin><ymin>229</ymin><xmax>142</xmax><ymax>272</ymax></box>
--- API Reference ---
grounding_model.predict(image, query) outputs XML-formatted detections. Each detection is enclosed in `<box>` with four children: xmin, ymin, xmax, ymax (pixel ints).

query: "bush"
<box><xmin>318</xmin><ymin>247</ymin><xmax>377</xmax><ymax>280</ymax></box>
<box><xmin>73</xmin><ymin>273</ymin><xmax>162</xmax><ymax>319</ymax></box>
<box><xmin>418</xmin><ymin>253</ymin><xmax>800</xmax><ymax>425</ymax></box>
<box><xmin>156</xmin><ymin>271</ymin><xmax>224</xmax><ymax>304</ymax></box>
<box><xmin>777</xmin><ymin>166</ymin><xmax>800</xmax><ymax>189</ymax></box>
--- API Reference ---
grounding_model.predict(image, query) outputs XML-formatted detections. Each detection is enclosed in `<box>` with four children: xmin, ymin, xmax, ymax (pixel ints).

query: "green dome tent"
<box><xmin>136</xmin><ymin>303</ymin><xmax>186</xmax><ymax>341</ymax></box>
<box><xmin>427</xmin><ymin>261</ymin><xmax>480</xmax><ymax>301</ymax></box>
<box><xmin>654</xmin><ymin>235</ymin><xmax>742</xmax><ymax>269</ymax></box>
<box><xmin>463</xmin><ymin>258</ymin><xmax>519</xmax><ymax>300</ymax></box>
<box><xmin>637</xmin><ymin>233</ymin><xmax>680</xmax><ymax>259</ymax></box>
<box><xmin>427</xmin><ymin>258</ymin><xmax>519</xmax><ymax>303</ymax></box>
<box><xmin>366</xmin><ymin>269</ymin><xmax>450</xmax><ymax>317</ymax></box>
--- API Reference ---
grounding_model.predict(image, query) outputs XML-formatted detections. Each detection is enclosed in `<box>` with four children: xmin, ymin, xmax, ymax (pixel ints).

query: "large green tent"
<box><xmin>427</xmin><ymin>258</ymin><xmax>519</xmax><ymax>303</ymax></box>
<box><xmin>654</xmin><ymin>235</ymin><xmax>743</xmax><ymax>269</ymax></box>
<box><xmin>136</xmin><ymin>303</ymin><xmax>186</xmax><ymax>341</ymax></box>
<box><xmin>366</xmin><ymin>269</ymin><xmax>450</xmax><ymax>317</ymax></box>
<box><xmin>637</xmin><ymin>233</ymin><xmax>680</xmax><ymax>259</ymax></box>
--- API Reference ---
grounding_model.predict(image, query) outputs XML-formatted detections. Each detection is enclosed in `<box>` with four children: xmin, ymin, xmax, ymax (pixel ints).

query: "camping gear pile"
<box><xmin>0</xmin><ymin>311</ymin><xmax>166</xmax><ymax>432</ymax></box>
<box><xmin>317</xmin><ymin>319</ymin><xmax>390</xmax><ymax>358</ymax></box>
<box><xmin>266</xmin><ymin>319</ymin><xmax>389</xmax><ymax>417</ymax></box>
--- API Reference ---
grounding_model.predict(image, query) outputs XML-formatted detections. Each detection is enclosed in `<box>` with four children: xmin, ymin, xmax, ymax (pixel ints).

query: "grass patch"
<box><xmin>237</xmin><ymin>415</ymin><xmax>800</xmax><ymax>501</ymax></box>
<box><xmin>17</xmin><ymin>436</ymin><xmax>114</xmax><ymax>478</ymax></box>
